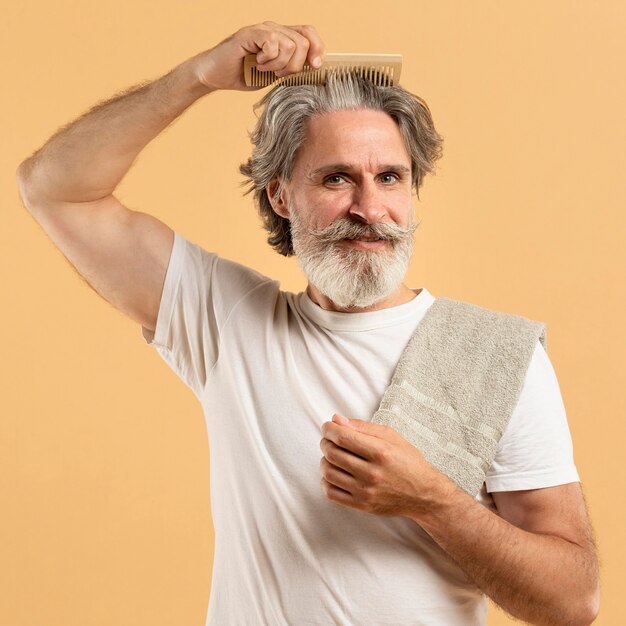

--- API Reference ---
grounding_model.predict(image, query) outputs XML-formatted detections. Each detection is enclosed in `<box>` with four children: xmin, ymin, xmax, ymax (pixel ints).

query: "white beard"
<box><xmin>289</xmin><ymin>204</ymin><xmax>418</xmax><ymax>310</ymax></box>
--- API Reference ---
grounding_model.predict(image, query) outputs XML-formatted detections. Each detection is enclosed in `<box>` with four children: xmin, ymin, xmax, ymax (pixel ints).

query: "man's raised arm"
<box><xmin>15</xmin><ymin>22</ymin><xmax>324</xmax><ymax>332</ymax></box>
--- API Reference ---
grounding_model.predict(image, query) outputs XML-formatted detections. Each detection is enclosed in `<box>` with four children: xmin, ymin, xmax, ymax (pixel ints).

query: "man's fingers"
<box><xmin>195</xmin><ymin>21</ymin><xmax>325</xmax><ymax>92</ymax></box>
<box><xmin>254</xmin><ymin>35</ymin><xmax>280</xmax><ymax>65</ymax></box>
<box><xmin>275</xmin><ymin>35</ymin><xmax>310</xmax><ymax>77</ymax></box>
<box><xmin>255</xmin><ymin>33</ymin><xmax>295</xmax><ymax>67</ymax></box>
<box><xmin>321</xmin><ymin>422</ymin><xmax>379</xmax><ymax>462</ymax></box>
<box><xmin>287</xmin><ymin>24</ymin><xmax>325</xmax><ymax>68</ymax></box>
<box><xmin>320</xmin><ymin>456</ymin><xmax>355</xmax><ymax>491</ymax></box>
<box><xmin>254</xmin><ymin>22</ymin><xmax>324</xmax><ymax>75</ymax></box>
<box><xmin>320</xmin><ymin>438</ymin><xmax>370</xmax><ymax>475</ymax></box>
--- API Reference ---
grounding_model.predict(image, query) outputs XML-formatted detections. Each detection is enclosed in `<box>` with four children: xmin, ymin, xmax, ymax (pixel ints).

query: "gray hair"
<box><xmin>239</xmin><ymin>71</ymin><xmax>444</xmax><ymax>257</ymax></box>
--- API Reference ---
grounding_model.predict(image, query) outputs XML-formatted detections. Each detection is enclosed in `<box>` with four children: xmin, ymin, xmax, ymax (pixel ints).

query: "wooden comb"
<box><xmin>243</xmin><ymin>53</ymin><xmax>402</xmax><ymax>88</ymax></box>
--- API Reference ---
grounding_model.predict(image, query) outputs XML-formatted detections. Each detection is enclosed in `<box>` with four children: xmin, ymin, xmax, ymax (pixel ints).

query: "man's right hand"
<box><xmin>190</xmin><ymin>21</ymin><xmax>326</xmax><ymax>92</ymax></box>
<box><xmin>16</xmin><ymin>21</ymin><xmax>325</xmax><ymax>340</ymax></box>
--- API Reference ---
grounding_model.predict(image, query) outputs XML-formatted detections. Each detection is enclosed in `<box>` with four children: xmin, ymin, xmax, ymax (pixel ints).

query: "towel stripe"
<box><xmin>392</xmin><ymin>378</ymin><xmax>501</xmax><ymax>440</ymax></box>
<box><xmin>377</xmin><ymin>405</ymin><xmax>489</xmax><ymax>472</ymax></box>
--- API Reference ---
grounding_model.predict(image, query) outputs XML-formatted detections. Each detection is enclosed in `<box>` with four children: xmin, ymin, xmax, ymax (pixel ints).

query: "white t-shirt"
<box><xmin>142</xmin><ymin>232</ymin><xmax>580</xmax><ymax>626</ymax></box>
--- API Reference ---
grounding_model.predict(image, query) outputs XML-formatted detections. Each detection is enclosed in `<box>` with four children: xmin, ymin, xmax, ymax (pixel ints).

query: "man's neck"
<box><xmin>306</xmin><ymin>283</ymin><xmax>420</xmax><ymax>313</ymax></box>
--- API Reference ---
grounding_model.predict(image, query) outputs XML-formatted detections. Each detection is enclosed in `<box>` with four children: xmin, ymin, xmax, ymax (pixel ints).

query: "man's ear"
<box><xmin>266</xmin><ymin>177</ymin><xmax>290</xmax><ymax>219</ymax></box>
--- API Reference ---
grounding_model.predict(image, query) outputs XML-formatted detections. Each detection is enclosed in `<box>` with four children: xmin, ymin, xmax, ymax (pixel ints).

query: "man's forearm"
<box><xmin>410</xmin><ymin>485</ymin><xmax>599</xmax><ymax>626</ymax></box>
<box><xmin>18</xmin><ymin>55</ymin><xmax>212</xmax><ymax>203</ymax></box>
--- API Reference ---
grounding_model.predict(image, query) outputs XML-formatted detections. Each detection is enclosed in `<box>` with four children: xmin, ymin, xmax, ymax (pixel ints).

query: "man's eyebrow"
<box><xmin>308</xmin><ymin>163</ymin><xmax>412</xmax><ymax>178</ymax></box>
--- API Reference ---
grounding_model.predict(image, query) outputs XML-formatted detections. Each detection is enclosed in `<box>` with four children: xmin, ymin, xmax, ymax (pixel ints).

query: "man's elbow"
<box><xmin>579</xmin><ymin>586</ymin><xmax>601</xmax><ymax>625</ymax></box>
<box><xmin>568</xmin><ymin>586</ymin><xmax>600</xmax><ymax>626</ymax></box>
<box><xmin>16</xmin><ymin>159</ymin><xmax>55</xmax><ymax>215</ymax></box>
<box><xmin>539</xmin><ymin>581</ymin><xmax>600</xmax><ymax>626</ymax></box>
<box><xmin>16</xmin><ymin>160</ymin><xmax>38</xmax><ymax>211</ymax></box>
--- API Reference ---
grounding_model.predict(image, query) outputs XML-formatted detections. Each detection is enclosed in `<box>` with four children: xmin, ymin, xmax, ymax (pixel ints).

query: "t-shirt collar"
<box><xmin>298</xmin><ymin>287</ymin><xmax>435</xmax><ymax>332</ymax></box>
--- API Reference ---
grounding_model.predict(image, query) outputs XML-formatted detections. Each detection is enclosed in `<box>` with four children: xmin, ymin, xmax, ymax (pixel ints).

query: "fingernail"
<box><xmin>312</xmin><ymin>56</ymin><xmax>322</xmax><ymax>68</ymax></box>
<box><xmin>334</xmin><ymin>414</ymin><xmax>350</xmax><ymax>425</ymax></box>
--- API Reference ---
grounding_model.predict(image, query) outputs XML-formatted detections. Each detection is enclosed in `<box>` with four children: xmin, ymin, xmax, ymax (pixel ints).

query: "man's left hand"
<box><xmin>319</xmin><ymin>414</ymin><xmax>452</xmax><ymax>517</ymax></box>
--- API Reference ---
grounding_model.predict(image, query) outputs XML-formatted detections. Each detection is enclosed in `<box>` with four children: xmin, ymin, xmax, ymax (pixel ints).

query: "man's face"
<box><xmin>277</xmin><ymin>108</ymin><xmax>417</xmax><ymax>310</ymax></box>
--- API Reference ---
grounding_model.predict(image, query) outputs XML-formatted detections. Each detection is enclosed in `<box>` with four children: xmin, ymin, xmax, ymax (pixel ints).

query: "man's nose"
<box><xmin>348</xmin><ymin>179</ymin><xmax>386</xmax><ymax>224</ymax></box>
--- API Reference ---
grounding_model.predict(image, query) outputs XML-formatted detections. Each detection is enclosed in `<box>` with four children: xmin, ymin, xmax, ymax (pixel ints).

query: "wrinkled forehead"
<box><xmin>294</xmin><ymin>109</ymin><xmax>411</xmax><ymax>173</ymax></box>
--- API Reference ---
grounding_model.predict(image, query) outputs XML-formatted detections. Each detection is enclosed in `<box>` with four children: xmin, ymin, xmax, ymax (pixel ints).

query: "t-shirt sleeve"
<box><xmin>485</xmin><ymin>339</ymin><xmax>580</xmax><ymax>492</ymax></box>
<box><xmin>140</xmin><ymin>231</ymin><xmax>275</xmax><ymax>399</ymax></box>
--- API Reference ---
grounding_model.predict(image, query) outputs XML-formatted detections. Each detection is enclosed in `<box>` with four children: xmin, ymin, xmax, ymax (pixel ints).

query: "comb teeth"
<box><xmin>244</xmin><ymin>53</ymin><xmax>402</xmax><ymax>88</ymax></box>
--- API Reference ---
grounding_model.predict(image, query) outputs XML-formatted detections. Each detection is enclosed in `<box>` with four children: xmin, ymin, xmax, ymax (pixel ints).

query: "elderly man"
<box><xmin>17</xmin><ymin>21</ymin><xmax>599</xmax><ymax>626</ymax></box>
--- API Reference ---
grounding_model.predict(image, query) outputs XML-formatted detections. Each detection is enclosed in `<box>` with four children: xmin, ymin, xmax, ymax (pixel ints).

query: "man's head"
<box><xmin>239</xmin><ymin>72</ymin><xmax>443</xmax><ymax>309</ymax></box>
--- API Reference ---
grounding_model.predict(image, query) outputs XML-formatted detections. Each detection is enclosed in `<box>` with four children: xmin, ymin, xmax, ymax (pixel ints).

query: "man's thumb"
<box><xmin>332</xmin><ymin>414</ymin><xmax>357</xmax><ymax>429</ymax></box>
<box><xmin>333</xmin><ymin>414</ymin><xmax>393</xmax><ymax>438</ymax></box>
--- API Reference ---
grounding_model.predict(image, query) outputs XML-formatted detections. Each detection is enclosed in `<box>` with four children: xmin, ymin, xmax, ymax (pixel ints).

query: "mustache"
<box><xmin>308</xmin><ymin>218</ymin><xmax>419</xmax><ymax>244</ymax></box>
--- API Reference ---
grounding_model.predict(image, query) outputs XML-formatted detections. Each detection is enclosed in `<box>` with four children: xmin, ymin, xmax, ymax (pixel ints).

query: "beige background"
<box><xmin>2</xmin><ymin>1</ymin><xmax>624</xmax><ymax>624</ymax></box>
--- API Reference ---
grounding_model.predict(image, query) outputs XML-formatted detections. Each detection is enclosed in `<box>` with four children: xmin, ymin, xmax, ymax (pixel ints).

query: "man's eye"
<box><xmin>325</xmin><ymin>174</ymin><xmax>346</xmax><ymax>185</ymax></box>
<box><xmin>380</xmin><ymin>173</ymin><xmax>399</xmax><ymax>184</ymax></box>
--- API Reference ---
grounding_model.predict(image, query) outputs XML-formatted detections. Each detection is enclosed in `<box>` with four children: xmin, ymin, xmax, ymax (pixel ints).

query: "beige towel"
<box><xmin>372</xmin><ymin>297</ymin><xmax>547</xmax><ymax>496</ymax></box>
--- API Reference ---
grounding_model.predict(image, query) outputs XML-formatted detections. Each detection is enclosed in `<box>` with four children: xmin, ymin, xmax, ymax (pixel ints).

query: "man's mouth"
<box><xmin>341</xmin><ymin>237</ymin><xmax>387</xmax><ymax>249</ymax></box>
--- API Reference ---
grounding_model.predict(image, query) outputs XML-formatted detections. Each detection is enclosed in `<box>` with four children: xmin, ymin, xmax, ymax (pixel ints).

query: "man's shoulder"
<box><xmin>432</xmin><ymin>296</ymin><xmax>545</xmax><ymax>330</ymax></box>
<box><xmin>425</xmin><ymin>296</ymin><xmax>548</xmax><ymax>351</ymax></box>
<box><xmin>180</xmin><ymin>233</ymin><xmax>278</xmax><ymax>289</ymax></box>
<box><xmin>434</xmin><ymin>295</ymin><xmax>535</xmax><ymax>320</ymax></box>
